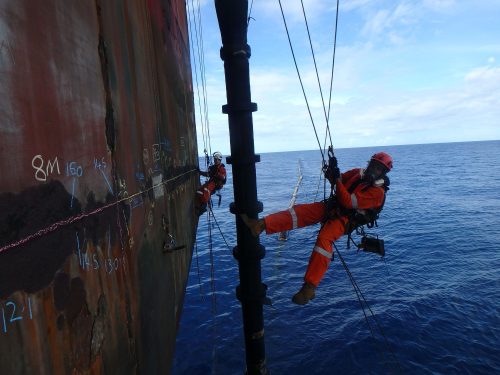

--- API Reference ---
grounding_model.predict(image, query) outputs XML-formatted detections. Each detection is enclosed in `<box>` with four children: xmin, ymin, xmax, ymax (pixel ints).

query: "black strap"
<box><xmin>347</xmin><ymin>177</ymin><xmax>365</xmax><ymax>194</ymax></box>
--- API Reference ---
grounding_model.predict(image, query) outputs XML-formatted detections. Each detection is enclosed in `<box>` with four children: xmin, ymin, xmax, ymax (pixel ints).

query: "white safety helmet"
<box><xmin>213</xmin><ymin>151</ymin><xmax>223</xmax><ymax>161</ymax></box>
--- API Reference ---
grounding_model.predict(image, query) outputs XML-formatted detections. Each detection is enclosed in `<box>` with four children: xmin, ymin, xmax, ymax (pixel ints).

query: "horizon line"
<box><xmin>197</xmin><ymin>138</ymin><xmax>499</xmax><ymax>158</ymax></box>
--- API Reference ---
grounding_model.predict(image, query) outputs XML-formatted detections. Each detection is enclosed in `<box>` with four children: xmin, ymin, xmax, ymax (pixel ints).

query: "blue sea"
<box><xmin>173</xmin><ymin>140</ymin><xmax>500</xmax><ymax>374</ymax></box>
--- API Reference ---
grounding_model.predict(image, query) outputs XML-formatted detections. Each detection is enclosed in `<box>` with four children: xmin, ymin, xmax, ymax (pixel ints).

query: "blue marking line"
<box><xmin>76</xmin><ymin>233</ymin><xmax>81</xmax><ymax>267</ymax></box>
<box><xmin>130</xmin><ymin>196</ymin><xmax>143</xmax><ymax>209</ymax></box>
<box><xmin>108</xmin><ymin>226</ymin><xmax>111</xmax><ymax>257</ymax></box>
<box><xmin>70</xmin><ymin>177</ymin><xmax>76</xmax><ymax>208</ymax></box>
<box><xmin>1</xmin><ymin>307</ymin><xmax>6</xmax><ymax>333</ymax></box>
<box><xmin>28</xmin><ymin>298</ymin><xmax>32</xmax><ymax>320</ymax></box>
<box><xmin>7</xmin><ymin>302</ymin><xmax>22</xmax><ymax>321</ymax></box>
<box><xmin>100</xmin><ymin>169</ymin><xmax>114</xmax><ymax>194</ymax></box>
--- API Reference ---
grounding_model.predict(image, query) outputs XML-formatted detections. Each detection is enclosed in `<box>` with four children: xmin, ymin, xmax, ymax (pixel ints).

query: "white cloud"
<box><xmin>332</xmin><ymin>63</ymin><xmax>500</xmax><ymax>146</ymax></box>
<box><xmin>198</xmin><ymin>60</ymin><xmax>500</xmax><ymax>152</ymax></box>
<box><xmin>360</xmin><ymin>2</ymin><xmax>417</xmax><ymax>39</ymax></box>
<box><xmin>191</xmin><ymin>0</ymin><xmax>500</xmax><ymax>153</ymax></box>
<box><xmin>464</xmin><ymin>65</ymin><xmax>500</xmax><ymax>84</ymax></box>
<box><xmin>422</xmin><ymin>0</ymin><xmax>456</xmax><ymax>12</ymax></box>
<box><xmin>342</xmin><ymin>0</ymin><xmax>377</xmax><ymax>12</ymax></box>
<box><xmin>357</xmin><ymin>0</ymin><xmax>459</xmax><ymax>45</ymax></box>
<box><xmin>256</xmin><ymin>59</ymin><xmax>498</xmax><ymax>150</ymax></box>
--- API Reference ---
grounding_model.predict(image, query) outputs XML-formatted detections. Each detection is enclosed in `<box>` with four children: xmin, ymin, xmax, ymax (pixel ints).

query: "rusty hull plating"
<box><xmin>0</xmin><ymin>0</ymin><xmax>198</xmax><ymax>373</ymax></box>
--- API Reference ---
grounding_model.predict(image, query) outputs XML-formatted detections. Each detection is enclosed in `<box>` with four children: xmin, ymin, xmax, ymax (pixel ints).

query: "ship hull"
<box><xmin>0</xmin><ymin>0</ymin><xmax>197</xmax><ymax>373</ymax></box>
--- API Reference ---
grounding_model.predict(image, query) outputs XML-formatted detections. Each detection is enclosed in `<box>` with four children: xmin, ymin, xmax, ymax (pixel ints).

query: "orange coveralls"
<box><xmin>197</xmin><ymin>164</ymin><xmax>227</xmax><ymax>205</ymax></box>
<box><xmin>264</xmin><ymin>168</ymin><xmax>385</xmax><ymax>287</ymax></box>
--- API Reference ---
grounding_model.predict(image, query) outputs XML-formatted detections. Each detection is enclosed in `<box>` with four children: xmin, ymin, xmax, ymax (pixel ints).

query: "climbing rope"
<box><xmin>187</xmin><ymin>0</ymin><xmax>208</xmax><ymax>156</ymax></box>
<box><xmin>193</xmin><ymin>240</ymin><xmax>205</xmax><ymax>299</ymax></box>
<box><xmin>195</xmin><ymin>0</ymin><xmax>212</xmax><ymax>159</ymax></box>
<box><xmin>187</xmin><ymin>0</ymin><xmax>212</xmax><ymax>166</ymax></box>
<box><xmin>206</xmin><ymin>208</ymin><xmax>217</xmax><ymax>314</ymax></box>
<box><xmin>279</xmin><ymin>0</ymin><xmax>342</xmax><ymax>203</ymax></box>
<box><xmin>247</xmin><ymin>0</ymin><xmax>255</xmax><ymax>26</ymax></box>
<box><xmin>208</xmin><ymin>206</ymin><xmax>233</xmax><ymax>252</ymax></box>
<box><xmin>279</xmin><ymin>0</ymin><xmax>341</xmax><ymax>159</ymax></box>
<box><xmin>324</xmin><ymin>0</ymin><xmax>340</xmax><ymax>151</ymax></box>
<box><xmin>278</xmin><ymin>0</ymin><xmax>326</xmax><ymax>164</ymax></box>
<box><xmin>300</xmin><ymin>0</ymin><xmax>332</xmax><ymax>145</ymax></box>
<box><xmin>313</xmin><ymin>164</ymin><xmax>326</xmax><ymax>202</ymax></box>
<box><xmin>334</xmin><ymin>243</ymin><xmax>403</xmax><ymax>373</ymax></box>
<box><xmin>203</xmin><ymin>205</ymin><xmax>220</xmax><ymax>373</ymax></box>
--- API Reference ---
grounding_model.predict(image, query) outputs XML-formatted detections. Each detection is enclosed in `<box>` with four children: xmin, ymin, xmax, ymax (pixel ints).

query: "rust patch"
<box><xmin>66</xmin><ymin>277</ymin><xmax>87</xmax><ymax>325</ymax></box>
<box><xmin>96</xmin><ymin>0</ymin><xmax>116</xmax><ymax>153</ymax></box>
<box><xmin>53</xmin><ymin>275</ymin><xmax>87</xmax><ymax>327</ymax></box>
<box><xmin>53</xmin><ymin>272</ymin><xmax>71</xmax><ymax>311</ymax></box>
<box><xmin>0</xmin><ymin>179</ymin><xmax>129</xmax><ymax>300</ymax></box>
<box><xmin>90</xmin><ymin>295</ymin><xmax>107</xmax><ymax>363</ymax></box>
<box><xmin>70</xmin><ymin>302</ymin><xmax>92</xmax><ymax>371</ymax></box>
<box><xmin>79</xmin><ymin>191</ymin><xmax>122</xmax><ymax>247</ymax></box>
<box><xmin>0</xmin><ymin>180</ymin><xmax>80</xmax><ymax>299</ymax></box>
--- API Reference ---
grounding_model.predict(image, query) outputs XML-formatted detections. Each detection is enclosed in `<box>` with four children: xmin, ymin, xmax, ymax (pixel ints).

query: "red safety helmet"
<box><xmin>371</xmin><ymin>152</ymin><xmax>393</xmax><ymax>171</ymax></box>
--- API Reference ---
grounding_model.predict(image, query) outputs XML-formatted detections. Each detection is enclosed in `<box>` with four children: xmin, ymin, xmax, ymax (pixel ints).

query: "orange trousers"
<box><xmin>264</xmin><ymin>202</ymin><xmax>348</xmax><ymax>287</ymax></box>
<box><xmin>196</xmin><ymin>180</ymin><xmax>217</xmax><ymax>205</ymax></box>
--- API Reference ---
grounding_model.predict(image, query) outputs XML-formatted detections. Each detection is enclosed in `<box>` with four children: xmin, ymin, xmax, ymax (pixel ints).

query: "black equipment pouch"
<box><xmin>358</xmin><ymin>235</ymin><xmax>385</xmax><ymax>257</ymax></box>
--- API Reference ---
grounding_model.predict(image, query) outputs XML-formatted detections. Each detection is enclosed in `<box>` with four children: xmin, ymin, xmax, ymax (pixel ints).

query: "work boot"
<box><xmin>240</xmin><ymin>214</ymin><xmax>265</xmax><ymax>237</ymax></box>
<box><xmin>292</xmin><ymin>283</ymin><xmax>316</xmax><ymax>305</ymax></box>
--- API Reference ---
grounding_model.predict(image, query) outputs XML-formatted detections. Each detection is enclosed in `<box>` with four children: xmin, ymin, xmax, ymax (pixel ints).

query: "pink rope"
<box><xmin>0</xmin><ymin>169</ymin><xmax>196</xmax><ymax>254</ymax></box>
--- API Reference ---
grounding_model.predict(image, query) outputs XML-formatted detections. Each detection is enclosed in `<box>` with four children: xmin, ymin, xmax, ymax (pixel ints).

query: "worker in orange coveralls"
<box><xmin>242</xmin><ymin>152</ymin><xmax>393</xmax><ymax>305</ymax></box>
<box><xmin>196</xmin><ymin>151</ymin><xmax>227</xmax><ymax>215</ymax></box>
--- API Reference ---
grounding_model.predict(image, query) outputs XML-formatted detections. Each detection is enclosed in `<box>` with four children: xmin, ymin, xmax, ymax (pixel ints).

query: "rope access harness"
<box><xmin>278</xmin><ymin>1</ymin><xmax>402</xmax><ymax>371</ymax></box>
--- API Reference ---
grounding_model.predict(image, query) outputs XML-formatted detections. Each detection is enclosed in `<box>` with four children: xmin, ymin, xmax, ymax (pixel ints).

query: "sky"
<box><xmin>187</xmin><ymin>0</ymin><xmax>500</xmax><ymax>154</ymax></box>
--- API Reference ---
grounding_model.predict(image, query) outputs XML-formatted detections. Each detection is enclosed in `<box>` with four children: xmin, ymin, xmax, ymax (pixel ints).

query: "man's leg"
<box><xmin>197</xmin><ymin>181</ymin><xmax>217</xmax><ymax>204</ymax></box>
<box><xmin>195</xmin><ymin>181</ymin><xmax>216</xmax><ymax>215</ymax></box>
<box><xmin>264</xmin><ymin>202</ymin><xmax>326</xmax><ymax>234</ymax></box>
<box><xmin>242</xmin><ymin>202</ymin><xmax>326</xmax><ymax>236</ymax></box>
<box><xmin>292</xmin><ymin>217</ymin><xmax>348</xmax><ymax>305</ymax></box>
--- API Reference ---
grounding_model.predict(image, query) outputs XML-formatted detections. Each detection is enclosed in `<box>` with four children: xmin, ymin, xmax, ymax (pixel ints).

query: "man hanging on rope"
<box><xmin>241</xmin><ymin>151</ymin><xmax>393</xmax><ymax>305</ymax></box>
<box><xmin>195</xmin><ymin>151</ymin><xmax>227</xmax><ymax>216</ymax></box>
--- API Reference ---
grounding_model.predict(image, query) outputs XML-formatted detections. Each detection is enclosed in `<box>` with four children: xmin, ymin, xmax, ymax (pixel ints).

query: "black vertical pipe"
<box><xmin>214</xmin><ymin>1</ymin><xmax>268</xmax><ymax>374</ymax></box>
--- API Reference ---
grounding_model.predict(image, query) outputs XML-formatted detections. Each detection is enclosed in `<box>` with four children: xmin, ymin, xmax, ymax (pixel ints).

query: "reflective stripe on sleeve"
<box><xmin>196</xmin><ymin>191</ymin><xmax>204</xmax><ymax>195</ymax></box>
<box><xmin>313</xmin><ymin>246</ymin><xmax>332</xmax><ymax>259</ymax></box>
<box><xmin>288</xmin><ymin>207</ymin><xmax>298</xmax><ymax>229</ymax></box>
<box><xmin>351</xmin><ymin>193</ymin><xmax>358</xmax><ymax>209</ymax></box>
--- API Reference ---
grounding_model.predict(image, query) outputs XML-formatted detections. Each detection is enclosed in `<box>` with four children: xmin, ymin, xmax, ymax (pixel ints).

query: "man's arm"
<box><xmin>336</xmin><ymin>180</ymin><xmax>384</xmax><ymax>209</ymax></box>
<box><xmin>212</xmin><ymin>165</ymin><xmax>226</xmax><ymax>185</ymax></box>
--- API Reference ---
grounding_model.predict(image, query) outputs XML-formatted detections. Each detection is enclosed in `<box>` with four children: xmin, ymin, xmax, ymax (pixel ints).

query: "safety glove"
<box><xmin>323</xmin><ymin>146</ymin><xmax>340</xmax><ymax>183</ymax></box>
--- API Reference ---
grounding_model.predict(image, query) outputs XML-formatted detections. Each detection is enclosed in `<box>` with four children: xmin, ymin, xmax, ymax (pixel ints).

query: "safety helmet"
<box><xmin>213</xmin><ymin>151</ymin><xmax>223</xmax><ymax>161</ymax></box>
<box><xmin>370</xmin><ymin>152</ymin><xmax>393</xmax><ymax>171</ymax></box>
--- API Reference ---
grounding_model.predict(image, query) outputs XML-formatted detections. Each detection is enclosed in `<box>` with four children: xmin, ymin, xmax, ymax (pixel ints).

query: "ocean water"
<box><xmin>173</xmin><ymin>141</ymin><xmax>500</xmax><ymax>375</ymax></box>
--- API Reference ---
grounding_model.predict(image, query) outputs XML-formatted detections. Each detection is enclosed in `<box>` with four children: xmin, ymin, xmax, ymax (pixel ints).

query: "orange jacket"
<box><xmin>335</xmin><ymin>168</ymin><xmax>385</xmax><ymax>210</ymax></box>
<box><xmin>207</xmin><ymin>163</ymin><xmax>227</xmax><ymax>190</ymax></box>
